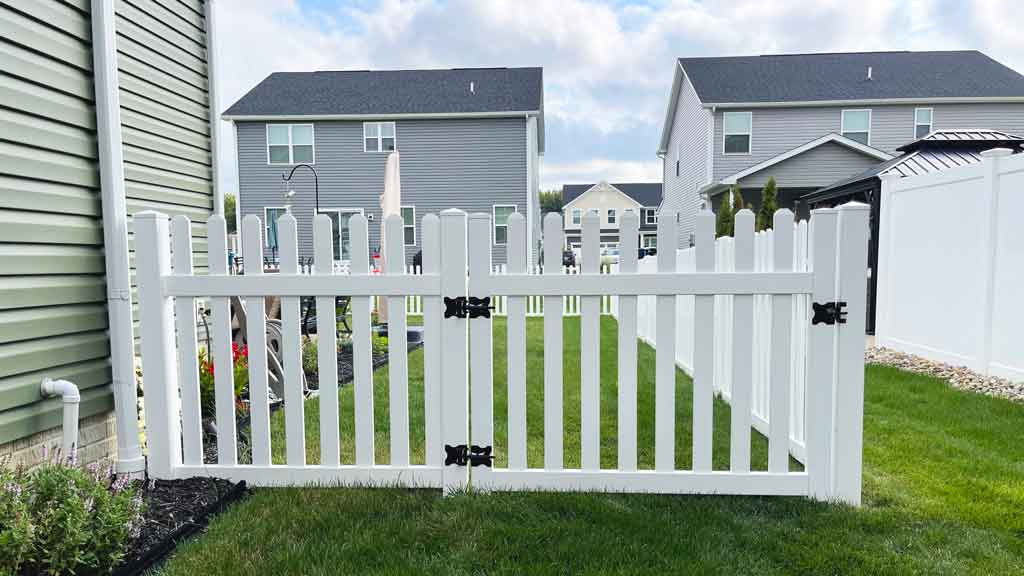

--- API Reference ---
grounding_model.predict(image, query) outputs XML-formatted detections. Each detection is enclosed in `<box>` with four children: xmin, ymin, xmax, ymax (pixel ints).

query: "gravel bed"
<box><xmin>866</xmin><ymin>346</ymin><xmax>1024</xmax><ymax>402</ymax></box>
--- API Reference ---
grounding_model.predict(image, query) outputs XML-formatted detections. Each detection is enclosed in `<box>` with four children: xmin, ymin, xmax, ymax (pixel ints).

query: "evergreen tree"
<box><xmin>539</xmin><ymin>190</ymin><xmax>564</xmax><ymax>215</ymax></box>
<box><xmin>715</xmin><ymin>191</ymin><xmax>734</xmax><ymax>238</ymax></box>
<box><xmin>731</xmin><ymin>186</ymin><xmax>746</xmax><ymax>216</ymax></box>
<box><xmin>757</xmin><ymin>177</ymin><xmax>779</xmax><ymax>231</ymax></box>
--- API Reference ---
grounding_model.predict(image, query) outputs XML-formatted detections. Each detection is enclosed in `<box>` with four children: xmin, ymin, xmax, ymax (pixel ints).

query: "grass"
<box><xmin>159</xmin><ymin>317</ymin><xmax>1024</xmax><ymax>575</ymax></box>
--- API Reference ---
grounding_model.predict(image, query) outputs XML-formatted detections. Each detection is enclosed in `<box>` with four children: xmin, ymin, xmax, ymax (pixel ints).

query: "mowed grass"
<box><xmin>160</xmin><ymin>317</ymin><xmax>1024</xmax><ymax>575</ymax></box>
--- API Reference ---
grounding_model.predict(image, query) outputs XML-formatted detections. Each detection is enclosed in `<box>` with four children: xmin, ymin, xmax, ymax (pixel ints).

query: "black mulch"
<box><xmin>113</xmin><ymin>477</ymin><xmax>248</xmax><ymax>576</ymax></box>
<box><xmin>305</xmin><ymin>341</ymin><xmax>421</xmax><ymax>390</ymax></box>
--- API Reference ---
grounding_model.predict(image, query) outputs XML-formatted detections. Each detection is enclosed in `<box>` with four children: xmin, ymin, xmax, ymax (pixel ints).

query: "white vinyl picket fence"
<box><xmin>136</xmin><ymin>202</ymin><xmax>868</xmax><ymax>504</ymax></box>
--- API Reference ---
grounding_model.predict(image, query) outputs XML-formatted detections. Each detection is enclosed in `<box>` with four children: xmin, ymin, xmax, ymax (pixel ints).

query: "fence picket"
<box><xmin>730</xmin><ymin>210</ymin><xmax>755</xmax><ymax>473</ymax></box>
<box><xmin>349</xmin><ymin>214</ymin><xmax>374</xmax><ymax>466</ymax></box>
<box><xmin>617</xmin><ymin>210</ymin><xmax>639</xmax><ymax>471</ymax></box>
<box><xmin>655</xmin><ymin>211</ymin><xmax>677</xmax><ymax>471</ymax></box>
<box><xmin>769</xmin><ymin>211</ymin><xmax>794</xmax><ymax>473</ymax></box>
<box><xmin>314</xmin><ymin>215</ymin><xmax>340</xmax><ymax>467</ymax></box>
<box><xmin>421</xmin><ymin>215</ymin><xmax>442</xmax><ymax>467</ymax></box>
<box><xmin>172</xmin><ymin>216</ymin><xmax>202</xmax><ymax>466</ymax></box>
<box><xmin>385</xmin><ymin>215</ymin><xmax>410</xmax><ymax>467</ymax></box>
<box><xmin>277</xmin><ymin>214</ymin><xmax>305</xmax><ymax>466</ymax></box>
<box><xmin>242</xmin><ymin>215</ymin><xmax>271</xmax><ymax>466</ymax></box>
<box><xmin>440</xmin><ymin>209</ymin><xmax>469</xmax><ymax>491</ymax></box>
<box><xmin>208</xmin><ymin>214</ymin><xmax>237</xmax><ymax>465</ymax></box>
<box><xmin>506</xmin><ymin>213</ymin><xmax>528</xmax><ymax>470</ymax></box>
<box><xmin>469</xmin><ymin>214</ymin><xmax>494</xmax><ymax>477</ymax></box>
<box><xmin>807</xmin><ymin>208</ymin><xmax>839</xmax><ymax>499</ymax></box>
<box><xmin>543</xmin><ymin>213</ymin><xmax>564</xmax><ymax>470</ymax></box>
<box><xmin>580</xmin><ymin>210</ymin><xmax>601</xmax><ymax>470</ymax></box>
<box><xmin>692</xmin><ymin>210</ymin><xmax>715</xmax><ymax>472</ymax></box>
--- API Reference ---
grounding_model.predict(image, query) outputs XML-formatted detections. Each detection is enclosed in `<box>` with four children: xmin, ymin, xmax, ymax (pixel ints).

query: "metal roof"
<box><xmin>562</xmin><ymin>182</ymin><xmax>662</xmax><ymax>207</ymax></box>
<box><xmin>677</xmin><ymin>51</ymin><xmax>1024</xmax><ymax>104</ymax></box>
<box><xmin>896</xmin><ymin>128</ymin><xmax>1024</xmax><ymax>151</ymax></box>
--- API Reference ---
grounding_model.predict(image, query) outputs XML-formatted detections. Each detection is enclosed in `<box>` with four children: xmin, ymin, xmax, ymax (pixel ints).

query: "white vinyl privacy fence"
<box><xmin>877</xmin><ymin>149</ymin><xmax>1024</xmax><ymax>381</ymax></box>
<box><xmin>135</xmin><ymin>203</ymin><xmax>868</xmax><ymax>504</ymax></box>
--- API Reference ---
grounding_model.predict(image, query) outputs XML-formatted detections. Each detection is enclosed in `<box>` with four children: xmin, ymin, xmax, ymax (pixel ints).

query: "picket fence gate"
<box><xmin>136</xmin><ymin>202</ymin><xmax>868</xmax><ymax>504</ymax></box>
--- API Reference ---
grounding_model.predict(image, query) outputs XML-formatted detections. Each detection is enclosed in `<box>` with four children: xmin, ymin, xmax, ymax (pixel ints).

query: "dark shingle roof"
<box><xmin>678</xmin><ymin>51</ymin><xmax>1024</xmax><ymax>104</ymax></box>
<box><xmin>223</xmin><ymin>67</ymin><xmax>543</xmax><ymax>117</ymax></box>
<box><xmin>562</xmin><ymin>182</ymin><xmax>662</xmax><ymax>206</ymax></box>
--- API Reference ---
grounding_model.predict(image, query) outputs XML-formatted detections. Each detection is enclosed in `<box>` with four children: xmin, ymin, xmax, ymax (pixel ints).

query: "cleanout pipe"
<box><xmin>40</xmin><ymin>378</ymin><xmax>81</xmax><ymax>460</ymax></box>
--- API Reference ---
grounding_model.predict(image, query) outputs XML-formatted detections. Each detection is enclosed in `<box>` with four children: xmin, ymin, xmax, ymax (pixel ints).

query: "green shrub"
<box><xmin>372</xmin><ymin>334</ymin><xmax>389</xmax><ymax>357</ymax></box>
<box><xmin>0</xmin><ymin>455</ymin><xmax>143</xmax><ymax>576</ymax></box>
<box><xmin>302</xmin><ymin>337</ymin><xmax>318</xmax><ymax>374</ymax></box>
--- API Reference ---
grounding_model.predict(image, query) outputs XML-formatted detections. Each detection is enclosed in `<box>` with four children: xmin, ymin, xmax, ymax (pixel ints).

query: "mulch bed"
<box><xmin>113</xmin><ymin>477</ymin><xmax>248</xmax><ymax>576</ymax></box>
<box><xmin>305</xmin><ymin>343</ymin><xmax>420</xmax><ymax>390</ymax></box>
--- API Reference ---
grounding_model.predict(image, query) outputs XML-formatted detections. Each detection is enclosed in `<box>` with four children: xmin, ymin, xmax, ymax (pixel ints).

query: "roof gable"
<box><xmin>721</xmin><ymin>133</ymin><xmax>892</xmax><ymax>185</ymax></box>
<box><xmin>562</xmin><ymin>182</ymin><xmax>662</xmax><ymax>207</ymax></box>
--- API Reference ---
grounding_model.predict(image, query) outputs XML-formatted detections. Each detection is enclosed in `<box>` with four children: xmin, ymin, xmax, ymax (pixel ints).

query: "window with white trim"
<box><xmin>607</xmin><ymin>208</ymin><xmax>616</xmax><ymax>224</ymax></box>
<box><xmin>643</xmin><ymin>208</ymin><xmax>658</xmax><ymax>225</ymax></box>
<box><xmin>401</xmin><ymin>206</ymin><xmax>415</xmax><ymax>246</ymax></box>
<box><xmin>267</xmin><ymin>124</ymin><xmax>314</xmax><ymax>164</ymax></box>
<box><xmin>914</xmin><ymin>108</ymin><xmax>933</xmax><ymax>139</ymax></box>
<box><xmin>364</xmin><ymin>121</ymin><xmax>396</xmax><ymax>152</ymax></box>
<box><xmin>723</xmin><ymin>111</ymin><xmax>752</xmax><ymax>154</ymax></box>
<box><xmin>642</xmin><ymin>234</ymin><xmax>657</xmax><ymax>249</ymax></box>
<box><xmin>571</xmin><ymin>208</ymin><xmax>582</xmax><ymax>225</ymax></box>
<box><xmin>841</xmin><ymin>109</ymin><xmax>871</xmax><ymax>145</ymax></box>
<box><xmin>493</xmin><ymin>205</ymin><xmax>516</xmax><ymax>245</ymax></box>
<box><xmin>264</xmin><ymin>207</ymin><xmax>288</xmax><ymax>253</ymax></box>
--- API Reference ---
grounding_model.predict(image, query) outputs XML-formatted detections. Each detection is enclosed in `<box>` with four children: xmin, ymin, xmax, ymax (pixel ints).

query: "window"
<box><xmin>267</xmin><ymin>124</ymin><xmax>314</xmax><ymax>164</ymax></box>
<box><xmin>264</xmin><ymin>207</ymin><xmax>288</xmax><ymax>256</ymax></box>
<box><xmin>401</xmin><ymin>206</ymin><xmax>415</xmax><ymax>246</ymax></box>
<box><xmin>642</xmin><ymin>234</ymin><xmax>657</xmax><ymax>249</ymax></box>
<box><xmin>723</xmin><ymin>111</ymin><xmax>752</xmax><ymax>154</ymax></box>
<box><xmin>607</xmin><ymin>209</ymin><xmax>616</xmax><ymax>224</ymax></box>
<box><xmin>643</xmin><ymin>208</ymin><xmax>658</xmax><ymax>225</ymax></box>
<box><xmin>364</xmin><ymin>122</ymin><xmax>396</xmax><ymax>152</ymax></box>
<box><xmin>571</xmin><ymin>208</ymin><xmax>582</xmax><ymax>225</ymax></box>
<box><xmin>317</xmin><ymin>208</ymin><xmax>363</xmax><ymax>261</ymax></box>
<box><xmin>841</xmin><ymin>109</ymin><xmax>871</xmax><ymax>145</ymax></box>
<box><xmin>493</xmin><ymin>205</ymin><xmax>516</xmax><ymax>245</ymax></box>
<box><xmin>914</xmin><ymin>108</ymin><xmax>933</xmax><ymax>139</ymax></box>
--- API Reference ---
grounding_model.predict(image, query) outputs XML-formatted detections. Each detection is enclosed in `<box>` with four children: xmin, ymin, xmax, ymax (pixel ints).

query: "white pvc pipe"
<box><xmin>40</xmin><ymin>378</ymin><xmax>81</xmax><ymax>459</ymax></box>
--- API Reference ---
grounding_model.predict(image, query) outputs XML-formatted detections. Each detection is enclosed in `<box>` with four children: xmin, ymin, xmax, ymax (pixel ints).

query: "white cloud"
<box><xmin>541</xmin><ymin>158</ymin><xmax>661</xmax><ymax>190</ymax></box>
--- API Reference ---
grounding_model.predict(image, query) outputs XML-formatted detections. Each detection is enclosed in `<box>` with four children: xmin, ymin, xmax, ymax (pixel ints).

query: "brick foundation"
<box><xmin>0</xmin><ymin>411</ymin><xmax>118</xmax><ymax>470</ymax></box>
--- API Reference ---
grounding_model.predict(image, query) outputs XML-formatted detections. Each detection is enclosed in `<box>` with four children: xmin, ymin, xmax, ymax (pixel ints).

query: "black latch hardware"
<box><xmin>443</xmin><ymin>296</ymin><xmax>495</xmax><ymax>319</ymax></box>
<box><xmin>812</xmin><ymin>301</ymin><xmax>848</xmax><ymax>326</ymax></box>
<box><xmin>444</xmin><ymin>444</ymin><xmax>494</xmax><ymax>467</ymax></box>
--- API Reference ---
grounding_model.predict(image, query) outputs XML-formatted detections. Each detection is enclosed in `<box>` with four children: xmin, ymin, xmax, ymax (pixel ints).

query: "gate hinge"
<box><xmin>444</xmin><ymin>444</ymin><xmax>494</xmax><ymax>467</ymax></box>
<box><xmin>443</xmin><ymin>296</ymin><xmax>494</xmax><ymax>319</ymax></box>
<box><xmin>812</xmin><ymin>301</ymin><xmax>848</xmax><ymax>326</ymax></box>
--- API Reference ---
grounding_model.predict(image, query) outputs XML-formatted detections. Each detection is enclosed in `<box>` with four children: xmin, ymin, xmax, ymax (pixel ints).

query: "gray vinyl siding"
<box><xmin>236</xmin><ymin>117</ymin><xmax>528</xmax><ymax>264</ymax></box>
<box><xmin>736</xmin><ymin>142</ymin><xmax>883</xmax><ymax>189</ymax></box>
<box><xmin>0</xmin><ymin>0</ymin><xmax>114</xmax><ymax>443</ymax></box>
<box><xmin>713</xmin><ymin>102</ymin><xmax>1024</xmax><ymax>182</ymax></box>
<box><xmin>662</xmin><ymin>71</ymin><xmax>710</xmax><ymax>247</ymax></box>
<box><xmin>115</xmin><ymin>0</ymin><xmax>214</xmax><ymax>341</ymax></box>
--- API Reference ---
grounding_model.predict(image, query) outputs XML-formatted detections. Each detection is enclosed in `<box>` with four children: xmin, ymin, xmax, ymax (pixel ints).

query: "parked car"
<box><xmin>562</xmin><ymin>250</ymin><xmax>576</xmax><ymax>267</ymax></box>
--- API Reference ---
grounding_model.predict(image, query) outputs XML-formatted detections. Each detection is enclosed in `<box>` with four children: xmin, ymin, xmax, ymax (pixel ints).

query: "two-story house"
<box><xmin>561</xmin><ymin>182</ymin><xmax>662</xmax><ymax>251</ymax></box>
<box><xmin>224</xmin><ymin>67</ymin><xmax>543</xmax><ymax>265</ymax></box>
<box><xmin>658</xmin><ymin>50</ymin><xmax>1024</xmax><ymax>245</ymax></box>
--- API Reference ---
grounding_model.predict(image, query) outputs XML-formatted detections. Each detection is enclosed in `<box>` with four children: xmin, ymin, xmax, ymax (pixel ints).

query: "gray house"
<box><xmin>658</xmin><ymin>50</ymin><xmax>1024</xmax><ymax>245</ymax></box>
<box><xmin>224</xmin><ymin>67</ymin><xmax>544</xmax><ymax>265</ymax></box>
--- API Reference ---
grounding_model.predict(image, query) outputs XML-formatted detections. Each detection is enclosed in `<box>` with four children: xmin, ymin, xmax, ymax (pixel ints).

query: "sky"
<box><xmin>212</xmin><ymin>0</ymin><xmax>1024</xmax><ymax>193</ymax></box>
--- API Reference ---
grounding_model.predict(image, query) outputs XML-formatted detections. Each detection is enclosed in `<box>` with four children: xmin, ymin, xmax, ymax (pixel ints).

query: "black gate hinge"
<box><xmin>812</xmin><ymin>301</ymin><xmax>848</xmax><ymax>326</ymax></box>
<box><xmin>444</xmin><ymin>444</ymin><xmax>494</xmax><ymax>467</ymax></box>
<box><xmin>443</xmin><ymin>296</ymin><xmax>495</xmax><ymax>319</ymax></box>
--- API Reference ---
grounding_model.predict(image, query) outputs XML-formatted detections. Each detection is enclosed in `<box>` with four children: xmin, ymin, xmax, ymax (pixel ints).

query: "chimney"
<box><xmin>469</xmin><ymin>81</ymin><xmax>475</xmax><ymax>94</ymax></box>
<box><xmin>866</xmin><ymin>66</ymin><xmax>873</xmax><ymax>81</ymax></box>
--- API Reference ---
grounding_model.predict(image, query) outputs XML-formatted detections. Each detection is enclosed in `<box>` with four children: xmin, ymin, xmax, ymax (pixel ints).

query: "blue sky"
<box><xmin>214</xmin><ymin>0</ymin><xmax>1023</xmax><ymax>193</ymax></box>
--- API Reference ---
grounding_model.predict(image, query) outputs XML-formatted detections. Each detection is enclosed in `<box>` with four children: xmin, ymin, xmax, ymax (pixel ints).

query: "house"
<box><xmin>803</xmin><ymin>129</ymin><xmax>1024</xmax><ymax>334</ymax></box>
<box><xmin>658</xmin><ymin>50</ymin><xmax>1024</xmax><ymax>245</ymax></box>
<box><xmin>0</xmin><ymin>1</ymin><xmax>220</xmax><ymax>471</ymax></box>
<box><xmin>561</xmin><ymin>182</ymin><xmax>662</xmax><ymax>251</ymax></box>
<box><xmin>224</xmin><ymin>67</ymin><xmax>544</xmax><ymax>265</ymax></box>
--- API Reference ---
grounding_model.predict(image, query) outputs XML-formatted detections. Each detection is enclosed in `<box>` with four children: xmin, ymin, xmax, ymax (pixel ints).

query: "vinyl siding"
<box><xmin>713</xmin><ymin>102</ymin><xmax>1024</xmax><ymax>182</ymax></box>
<box><xmin>0</xmin><ymin>0</ymin><xmax>113</xmax><ymax>443</ymax></box>
<box><xmin>236</xmin><ymin>117</ymin><xmax>528</xmax><ymax>264</ymax></box>
<box><xmin>736</xmin><ymin>142</ymin><xmax>883</xmax><ymax>189</ymax></box>
<box><xmin>661</xmin><ymin>69</ymin><xmax>710</xmax><ymax>247</ymax></box>
<box><xmin>115</xmin><ymin>0</ymin><xmax>214</xmax><ymax>341</ymax></box>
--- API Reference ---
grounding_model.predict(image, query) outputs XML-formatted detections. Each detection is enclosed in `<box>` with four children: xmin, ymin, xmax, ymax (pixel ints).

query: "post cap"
<box><xmin>980</xmin><ymin>147</ymin><xmax>1013</xmax><ymax>158</ymax></box>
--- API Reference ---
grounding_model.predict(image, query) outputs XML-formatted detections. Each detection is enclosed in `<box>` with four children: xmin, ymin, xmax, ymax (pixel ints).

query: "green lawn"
<box><xmin>160</xmin><ymin>317</ymin><xmax>1024</xmax><ymax>575</ymax></box>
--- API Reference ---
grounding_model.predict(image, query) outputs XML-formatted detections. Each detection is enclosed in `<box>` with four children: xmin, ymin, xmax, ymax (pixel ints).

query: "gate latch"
<box><xmin>812</xmin><ymin>301</ymin><xmax>848</xmax><ymax>326</ymax></box>
<box><xmin>444</xmin><ymin>444</ymin><xmax>494</xmax><ymax>467</ymax></box>
<box><xmin>443</xmin><ymin>296</ymin><xmax>494</xmax><ymax>319</ymax></box>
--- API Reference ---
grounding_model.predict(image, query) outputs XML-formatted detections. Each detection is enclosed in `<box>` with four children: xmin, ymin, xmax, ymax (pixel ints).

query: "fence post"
<box><xmin>440</xmin><ymin>209</ymin><xmax>469</xmax><ymax>493</ymax></box>
<box><xmin>806</xmin><ymin>208</ymin><xmax>838</xmax><ymax>501</ymax></box>
<box><xmin>976</xmin><ymin>148</ymin><xmax>1012</xmax><ymax>375</ymax></box>
<box><xmin>135</xmin><ymin>211</ymin><xmax>181</xmax><ymax>479</ymax></box>
<box><xmin>834</xmin><ymin>202</ymin><xmax>870</xmax><ymax>505</ymax></box>
<box><xmin>874</xmin><ymin>173</ymin><xmax>900</xmax><ymax>347</ymax></box>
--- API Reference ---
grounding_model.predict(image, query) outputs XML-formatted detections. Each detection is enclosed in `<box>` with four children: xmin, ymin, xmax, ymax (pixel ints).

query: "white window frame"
<box><xmin>266</xmin><ymin>124</ymin><xmax>315</xmax><ymax>165</ymax></box>
<box><xmin>493</xmin><ymin>204</ymin><xmax>517</xmax><ymax>246</ymax></box>
<box><xmin>722</xmin><ymin>111</ymin><xmax>752</xmax><ymax>155</ymax></box>
<box><xmin>841</xmin><ymin>109</ymin><xmax>872</xmax><ymax>146</ymax></box>
<box><xmin>363</xmin><ymin>121</ymin><xmax>397</xmax><ymax>153</ymax></box>
<box><xmin>914</xmin><ymin>107</ymin><xmax>933</xmax><ymax>139</ymax></box>
<box><xmin>401</xmin><ymin>205</ymin><xmax>416</xmax><ymax>246</ymax></box>
<box><xmin>571</xmin><ymin>208</ymin><xmax>582</xmax><ymax>226</ymax></box>
<box><xmin>316</xmin><ymin>207</ymin><xmax>364</xmax><ymax>262</ymax></box>
<box><xmin>644</xmin><ymin>208</ymin><xmax>658</xmax><ymax>225</ymax></box>
<box><xmin>642</xmin><ymin>234</ymin><xmax>658</xmax><ymax>249</ymax></box>
<box><xmin>263</xmin><ymin>206</ymin><xmax>288</xmax><ymax>251</ymax></box>
<box><xmin>607</xmin><ymin>208</ymin><xmax>616</xmax><ymax>225</ymax></box>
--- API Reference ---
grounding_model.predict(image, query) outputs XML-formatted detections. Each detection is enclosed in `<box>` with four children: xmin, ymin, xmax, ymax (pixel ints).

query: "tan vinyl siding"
<box><xmin>0</xmin><ymin>0</ymin><xmax>114</xmax><ymax>444</ymax></box>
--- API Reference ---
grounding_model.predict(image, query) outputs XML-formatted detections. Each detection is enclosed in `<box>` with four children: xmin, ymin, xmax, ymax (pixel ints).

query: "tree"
<box><xmin>715</xmin><ymin>190</ymin><xmax>734</xmax><ymax>238</ymax></box>
<box><xmin>224</xmin><ymin>193</ymin><xmax>237</xmax><ymax>234</ymax></box>
<box><xmin>540</xmin><ymin>190</ymin><xmax>564</xmax><ymax>215</ymax></box>
<box><xmin>731</xmin><ymin>186</ymin><xmax>746</xmax><ymax>216</ymax></box>
<box><xmin>757</xmin><ymin>177</ymin><xmax>779</xmax><ymax>231</ymax></box>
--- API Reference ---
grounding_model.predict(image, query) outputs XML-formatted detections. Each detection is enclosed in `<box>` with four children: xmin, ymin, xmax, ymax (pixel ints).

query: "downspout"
<box><xmin>40</xmin><ymin>379</ymin><xmax>80</xmax><ymax>459</ymax></box>
<box><xmin>206</xmin><ymin>0</ymin><xmax>223</xmax><ymax>217</ymax></box>
<box><xmin>91</xmin><ymin>0</ymin><xmax>144</xmax><ymax>475</ymax></box>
